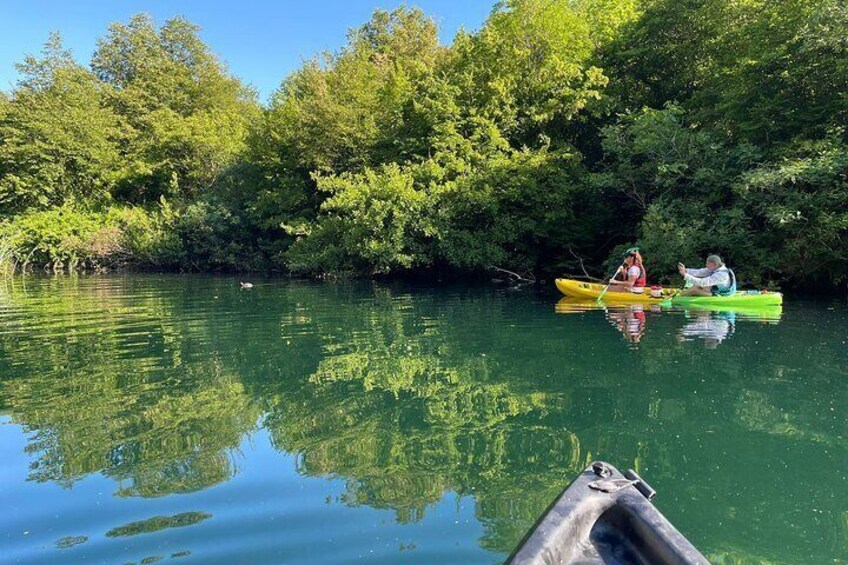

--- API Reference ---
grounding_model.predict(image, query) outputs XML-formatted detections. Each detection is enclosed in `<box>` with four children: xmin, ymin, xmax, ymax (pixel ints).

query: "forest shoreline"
<box><xmin>2</xmin><ymin>1</ymin><xmax>846</xmax><ymax>293</ymax></box>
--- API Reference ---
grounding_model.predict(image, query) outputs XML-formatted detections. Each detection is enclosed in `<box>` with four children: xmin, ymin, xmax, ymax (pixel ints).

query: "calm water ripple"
<box><xmin>0</xmin><ymin>275</ymin><xmax>846</xmax><ymax>564</ymax></box>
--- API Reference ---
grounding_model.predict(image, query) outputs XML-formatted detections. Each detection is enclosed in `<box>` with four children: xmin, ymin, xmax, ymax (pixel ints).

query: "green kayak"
<box><xmin>669</xmin><ymin>290</ymin><xmax>783</xmax><ymax>308</ymax></box>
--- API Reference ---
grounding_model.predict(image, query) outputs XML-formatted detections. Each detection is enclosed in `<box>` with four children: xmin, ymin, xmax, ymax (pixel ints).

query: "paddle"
<box><xmin>596</xmin><ymin>248</ymin><xmax>638</xmax><ymax>303</ymax></box>
<box><xmin>659</xmin><ymin>293</ymin><xmax>679</xmax><ymax>308</ymax></box>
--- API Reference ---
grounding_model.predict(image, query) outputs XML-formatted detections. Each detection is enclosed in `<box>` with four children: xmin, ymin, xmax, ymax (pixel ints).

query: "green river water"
<box><xmin>0</xmin><ymin>275</ymin><xmax>845</xmax><ymax>564</ymax></box>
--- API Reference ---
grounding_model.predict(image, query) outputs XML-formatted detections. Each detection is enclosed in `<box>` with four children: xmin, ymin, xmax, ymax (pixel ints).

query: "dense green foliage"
<box><xmin>0</xmin><ymin>34</ymin><xmax>120</xmax><ymax>213</ymax></box>
<box><xmin>1</xmin><ymin>1</ymin><xmax>845</xmax><ymax>290</ymax></box>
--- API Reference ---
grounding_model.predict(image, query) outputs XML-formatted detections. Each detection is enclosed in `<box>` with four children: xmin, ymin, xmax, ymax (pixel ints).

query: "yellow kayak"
<box><xmin>555</xmin><ymin>279</ymin><xmax>674</xmax><ymax>304</ymax></box>
<box><xmin>555</xmin><ymin>278</ymin><xmax>783</xmax><ymax>308</ymax></box>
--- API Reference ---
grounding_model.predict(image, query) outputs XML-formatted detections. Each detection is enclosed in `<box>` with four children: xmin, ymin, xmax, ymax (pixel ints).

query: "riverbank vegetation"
<box><xmin>1</xmin><ymin>1</ymin><xmax>846</xmax><ymax>291</ymax></box>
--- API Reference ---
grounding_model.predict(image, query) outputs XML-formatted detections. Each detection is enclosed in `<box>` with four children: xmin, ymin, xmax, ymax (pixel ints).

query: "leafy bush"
<box><xmin>0</xmin><ymin>204</ymin><xmax>182</xmax><ymax>272</ymax></box>
<box><xmin>0</xmin><ymin>207</ymin><xmax>120</xmax><ymax>271</ymax></box>
<box><xmin>173</xmin><ymin>201</ymin><xmax>270</xmax><ymax>271</ymax></box>
<box><xmin>736</xmin><ymin>137</ymin><xmax>848</xmax><ymax>288</ymax></box>
<box><xmin>432</xmin><ymin>149</ymin><xmax>586</xmax><ymax>272</ymax></box>
<box><xmin>105</xmin><ymin>203</ymin><xmax>182</xmax><ymax>267</ymax></box>
<box><xmin>286</xmin><ymin>164</ymin><xmax>431</xmax><ymax>275</ymax></box>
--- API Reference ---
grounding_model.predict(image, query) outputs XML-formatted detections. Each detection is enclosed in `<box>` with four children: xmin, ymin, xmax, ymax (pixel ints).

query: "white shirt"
<box><xmin>684</xmin><ymin>266</ymin><xmax>732</xmax><ymax>288</ymax></box>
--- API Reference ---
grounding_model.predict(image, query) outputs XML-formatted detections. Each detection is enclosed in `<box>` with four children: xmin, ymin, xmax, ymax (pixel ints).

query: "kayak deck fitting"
<box><xmin>555</xmin><ymin>278</ymin><xmax>783</xmax><ymax>308</ymax></box>
<box><xmin>508</xmin><ymin>462</ymin><xmax>709</xmax><ymax>565</ymax></box>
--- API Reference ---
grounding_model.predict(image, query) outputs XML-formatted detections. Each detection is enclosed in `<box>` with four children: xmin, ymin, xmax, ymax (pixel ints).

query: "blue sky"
<box><xmin>1</xmin><ymin>1</ymin><xmax>493</xmax><ymax>101</ymax></box>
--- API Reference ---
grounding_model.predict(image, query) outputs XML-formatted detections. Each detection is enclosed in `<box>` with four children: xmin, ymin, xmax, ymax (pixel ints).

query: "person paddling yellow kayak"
<box><xmin>606</xmin><ymin>249</ymin><xmax>648</xmax><ymax>294</ymax></box>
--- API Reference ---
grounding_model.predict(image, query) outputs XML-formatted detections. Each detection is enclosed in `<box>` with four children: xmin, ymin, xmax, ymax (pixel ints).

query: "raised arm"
<box><xmin>686</xmin><ymin>267</ymin><xmax>711</xmax><ymax>278</ymax></box>
<box><xmin>684</xmin><ymin>269</ymin><xmax>730</xmax><ymax>288</ymax></box>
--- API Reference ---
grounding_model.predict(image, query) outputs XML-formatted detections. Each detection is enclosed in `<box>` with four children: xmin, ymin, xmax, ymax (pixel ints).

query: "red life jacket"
<box><xmin>615</xmin><ymin>261</ymin><xmax>648</xmax><ymax>287</ymax></box>
<box><xmin>633</xmin><ymin>264</ymin><xmax>647</xmax><ymax>287</ymax></box>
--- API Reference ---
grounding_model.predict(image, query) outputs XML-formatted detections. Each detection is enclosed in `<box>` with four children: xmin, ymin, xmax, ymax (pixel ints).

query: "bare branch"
<box><xmin>566</xmin><ymin>246</ymin><xmax>603</xmax><ymax>281</ymax></box>
<box><xmin>488</xmin><ymin>266</ymin><xmax>535</xmax><ymax>284</ymax></box>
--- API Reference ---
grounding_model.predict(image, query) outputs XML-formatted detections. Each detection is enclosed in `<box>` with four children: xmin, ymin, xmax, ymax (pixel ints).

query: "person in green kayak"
<box><xmin>608</xmin><ymin>249</ymin><xmax>648</xmax><ymax>294</ymax></box>
<box><xmin>677</xmin><ymin>254</ymin><xmax>736</xmax><ymax>296</ymax></box>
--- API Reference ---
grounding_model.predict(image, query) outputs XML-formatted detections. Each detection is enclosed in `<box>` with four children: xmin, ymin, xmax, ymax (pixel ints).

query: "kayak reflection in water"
<box><xmin>677</xmin><ymin>311</ymin><xmax>736</xmax><ymax>348</ymax></box>
<box><xmin>606</xmin><ymin>306</ymin><xmax>647</xmax><ymax>344</ymax></box>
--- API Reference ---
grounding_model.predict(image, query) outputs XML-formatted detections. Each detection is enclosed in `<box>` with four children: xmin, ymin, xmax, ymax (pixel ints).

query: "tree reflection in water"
<box><xmin>0</xmin><ymin>277</ymin><xmax>844</xmax><ymax>562</ymax></box>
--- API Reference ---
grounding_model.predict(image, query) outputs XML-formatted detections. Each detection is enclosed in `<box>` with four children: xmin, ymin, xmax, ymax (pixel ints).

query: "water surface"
<box><xmin>0</xmin><ymin>275</ymin><xmax>845</xmax><ymax>564</ymax></box>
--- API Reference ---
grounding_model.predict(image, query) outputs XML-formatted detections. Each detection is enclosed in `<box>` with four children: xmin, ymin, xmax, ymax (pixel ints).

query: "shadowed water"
<box><xmin>0</xmin><ymin>275</ymin><xmax>845</xmax><ymax>564</ymax></box>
